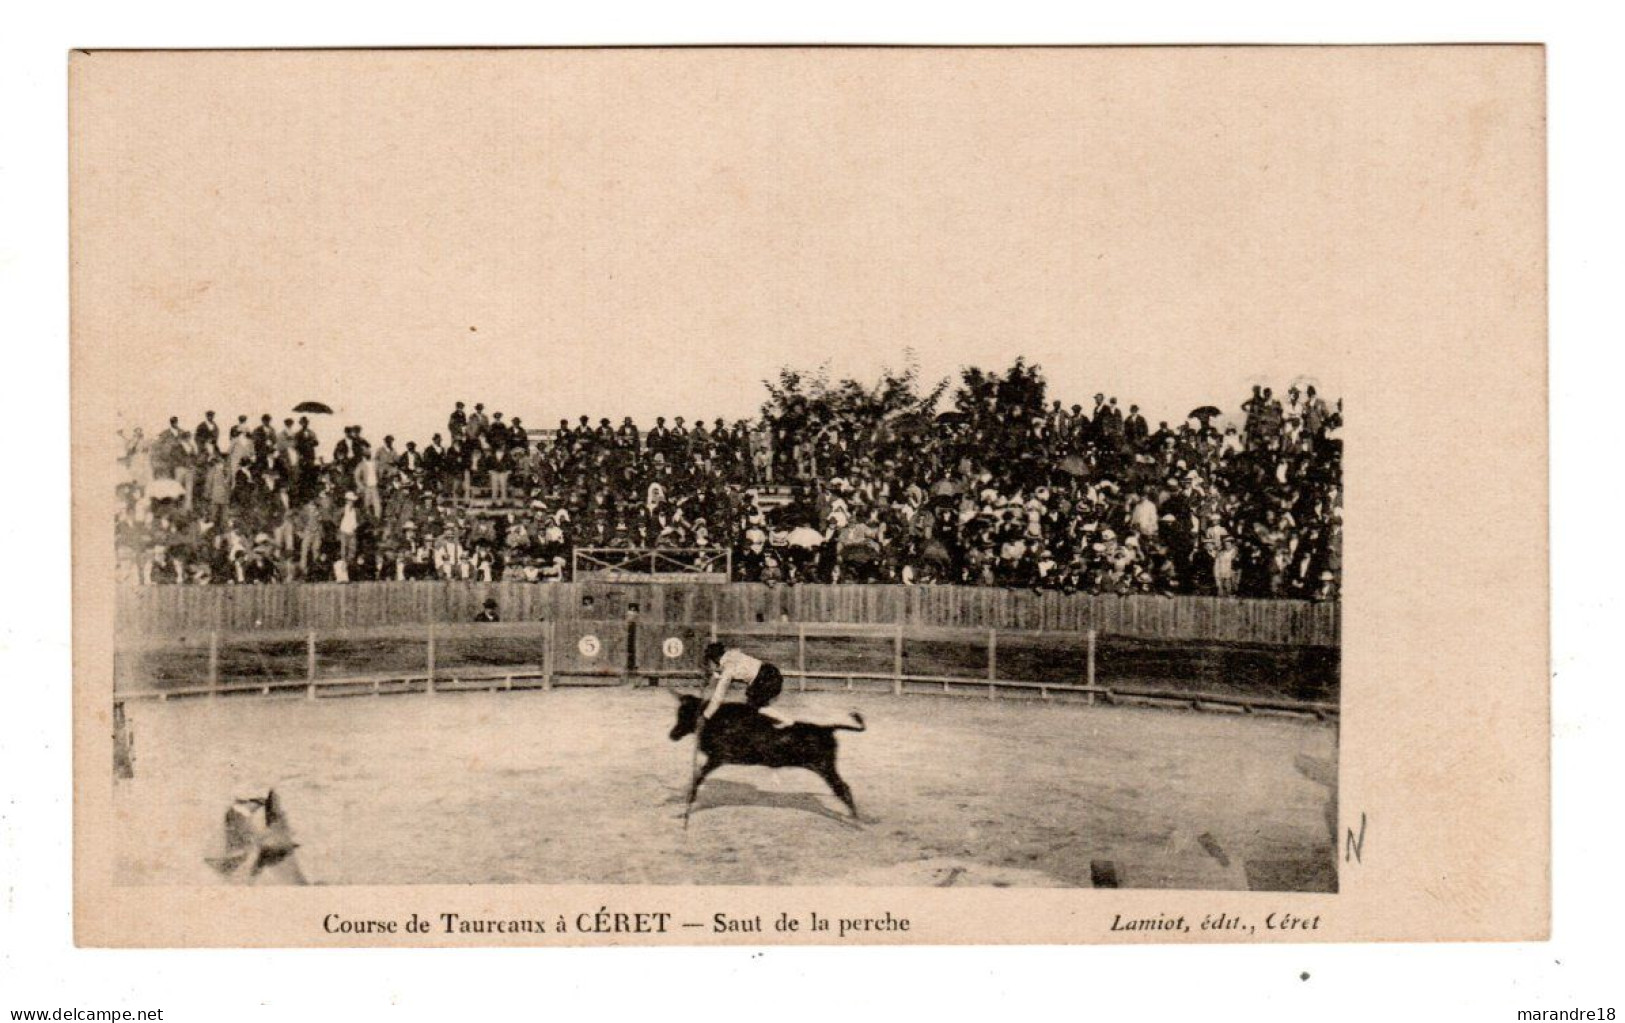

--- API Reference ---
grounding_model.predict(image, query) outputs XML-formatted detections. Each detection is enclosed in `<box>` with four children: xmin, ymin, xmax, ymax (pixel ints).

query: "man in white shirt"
<box><xmin>354</xmin><ymin>455</ymin><xmax>381</xmax><ymax>519</ymax></box>
<box><xmin>1129</xmin><ymin>492</ymin><xmax>1160</xmax><ymax>537</ymax></box>
<box><xmin>702</xmin><ymin>642</ymin><xmax>793</xmax><ymax>728</ymax></box>
<box><xmin>1214</xmin><ymin>537</ymin><xmax>1240</xmax><ymax>596</ymax></box>
<box><xmin>337</xmin><ymin>493</ymin><xmax>359</xmax><ymax>565</ymax></box>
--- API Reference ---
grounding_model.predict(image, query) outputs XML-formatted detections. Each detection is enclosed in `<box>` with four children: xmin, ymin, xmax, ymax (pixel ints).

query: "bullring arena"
<box><xmin>113</xmin><ymin>582</ymin><xmax>1340</xmax><ymax>892</ymax></box>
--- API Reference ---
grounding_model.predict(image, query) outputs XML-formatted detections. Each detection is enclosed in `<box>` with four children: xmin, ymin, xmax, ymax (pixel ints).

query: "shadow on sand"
<box><xmin>667</xmin><ymin>778</ymin><xmax>862</xmax><ymax>828</ymax></box>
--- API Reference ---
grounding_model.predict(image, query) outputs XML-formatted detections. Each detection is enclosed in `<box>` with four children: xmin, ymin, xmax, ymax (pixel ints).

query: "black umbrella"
<box><xmin>1188</xmin><ymin>405</ymin><xmax>1223</xmax><ymax>422</ymax></box>
<box><xmin>293</xmin><ymin>401</ymin><xmax>334</xmax><ymax>415</ymax></box>
<box><xmin>935</xmin><ymin>411</ymin><xmax>969</xmax><ymax>426</ymax></box>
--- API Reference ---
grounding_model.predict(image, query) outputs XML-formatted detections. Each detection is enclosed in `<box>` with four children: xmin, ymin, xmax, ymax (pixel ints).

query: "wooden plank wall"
<box><xmin>117</xmin><ymin>582</ymin><xmax>1339</xmax><ymax>647</ymax></box>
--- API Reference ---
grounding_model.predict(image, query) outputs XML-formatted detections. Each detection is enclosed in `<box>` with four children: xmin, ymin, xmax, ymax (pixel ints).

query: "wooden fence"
<box><xmin>116</xmin><ymin>582</ymin><xmax>1339</xmax><ymax>648</ymax></box>
<box><xmin>114</xmin><ymin>619</ymin><xmax>1338</xmax><ymax>718</ymax></box>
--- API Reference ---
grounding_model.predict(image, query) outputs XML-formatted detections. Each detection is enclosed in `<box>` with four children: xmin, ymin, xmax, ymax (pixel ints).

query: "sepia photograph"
<box><xmin>111</xmin><ymin>361</ymin><xmax>1342</xmax><ymax>892</ymax></box>
<box><xmin>70</xmin><ymin>45</ymin><xmax>1545</xmax><ymax>946</ymax></box>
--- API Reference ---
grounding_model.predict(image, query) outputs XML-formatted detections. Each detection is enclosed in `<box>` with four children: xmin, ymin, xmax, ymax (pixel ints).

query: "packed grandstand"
<box><xmin>114</xmin><ymin>361</ymin><xmax>1341</xmax><ymax>600</ymax></box>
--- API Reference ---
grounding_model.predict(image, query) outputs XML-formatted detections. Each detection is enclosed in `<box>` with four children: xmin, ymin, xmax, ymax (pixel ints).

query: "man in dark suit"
<box><xmin>294</xmin><ymin>417</ymin><xmax>318</xmax><ymax>463</ymax></box>
<box><xmin>332</xmin><ymin>427</ymin><xmax>357</xmax><ymax>470</ymax></box>
<box><xmin>195</xmin><ymin>411</ymin><xmax>220</xmax><ymax>455</ymax></box>
<box><xmin>617</xmin><ymin>416</ymin><xmax>640</xmax><ymax>452</ymax></box>
<box><xmin>1124</xmin><ymin>404</ymin><xmax>1149</xmax><ymax>448</ymax></box>
<box><xmin>1086</xmin><ymin>393</ymin><xmax>1107</xmax><ymax>447</ymax></box>
<box><xmin>399</xmin><ymin>440</ymin><xmax>423</xmax><ymax>484</ymax></box>
<box><xmin>647</xmin><ymin>417</ymin><xmax>670</xmax><ymax>459</ymax></box>
<box><xmin>1242</xmin><ymin>385</ymin><xmax>1265</xmax><ymax>449</ymax></box>
<box><xmin>488</xmin><ymin>413</ymin><xmax>510</xmax><ymax>452</ymax></box>
<box><xmin>423</xmin><ymin>433</ymin><xmax>447</xmax><ymax>492</ymax></box>
<box><xmin>253</xmin><ymin>414</ymin><xmax>277</xmax><ymax>460</ymax></box>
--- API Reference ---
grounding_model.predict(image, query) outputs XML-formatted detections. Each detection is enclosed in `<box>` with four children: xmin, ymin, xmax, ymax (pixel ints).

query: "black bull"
<box><xmin>668</xmin><ymin>694</ymin><xmax>866</xmax><ymax>819</ymax></box>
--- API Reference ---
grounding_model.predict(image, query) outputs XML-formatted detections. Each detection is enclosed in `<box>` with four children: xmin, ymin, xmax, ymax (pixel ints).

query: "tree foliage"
<box><xmin>952</xmin><ymin>357</ymin><xmax>1048</xmax><ymax>427</ymax></box>
<box><xmin>760</xmin><ymin>348</ymin><xmax>949</xmax><ymax>427</ymax></box>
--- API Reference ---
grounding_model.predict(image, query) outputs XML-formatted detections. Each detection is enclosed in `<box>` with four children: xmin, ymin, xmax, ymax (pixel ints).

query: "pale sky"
<box><xmin>66</xmin><ymin>48</ymin><xmax>1406</xmax><ymax>446</ymax></box>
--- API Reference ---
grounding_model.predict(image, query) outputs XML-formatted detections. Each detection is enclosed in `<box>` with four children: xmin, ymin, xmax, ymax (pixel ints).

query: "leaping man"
<box><xmin>702</xmin><ymin>641</ymin><xmax>794</xmax><ymax>728</ymax></box>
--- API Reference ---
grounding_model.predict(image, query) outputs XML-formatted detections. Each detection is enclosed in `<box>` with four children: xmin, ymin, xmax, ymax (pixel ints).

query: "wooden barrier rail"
<box><xmin>117</xmin><ymin>582</ymin><xmax>1340</xmax><ymax>648</ymax></box>
<box><xmin>116</xmin><ymin>619</ymin><xmax>1337</xmax><ymax>719</ymax></box>
<box><xmin>116</xmin><ymin>664</ymin><xmax>1335</xmax><ymax>720</ymax></box>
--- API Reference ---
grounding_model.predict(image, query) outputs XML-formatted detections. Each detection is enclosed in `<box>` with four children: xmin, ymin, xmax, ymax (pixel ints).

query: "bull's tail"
<box><xmin>831</xmin><ymin>712</ymin><xmax>866</xmax><ymax>733</ymax></box>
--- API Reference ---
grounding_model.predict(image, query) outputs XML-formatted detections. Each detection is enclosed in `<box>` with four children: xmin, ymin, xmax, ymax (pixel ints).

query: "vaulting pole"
<box><xmin>684</xmin><ymin>714</ymin><xmax>705</xmax><ymax>831</ymax></box>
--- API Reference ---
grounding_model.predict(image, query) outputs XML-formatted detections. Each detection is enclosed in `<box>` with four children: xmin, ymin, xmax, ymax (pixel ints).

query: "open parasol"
<box><xmin>786</xmin><ymin>526</ymin><xmax>826</xmax><ymax>548</ymax></box>
<box><xmin>293</xmin><ymin>401</ymin><xmax>335</xmax><ymax>415</ymax></box>
<box><xmin>921</xmin><ymin>539</ymin><xmax>952</xmax><ymax>566</ymax></box>
<box><xmin>1188</xmin><ymin>405</ymin><xmax>1223</xmax><ymax>423</ymax></box>
<box><xmin>146</xmin><ymin>478</ymin><xmax>186</xmax><ymax>500</ymax></box>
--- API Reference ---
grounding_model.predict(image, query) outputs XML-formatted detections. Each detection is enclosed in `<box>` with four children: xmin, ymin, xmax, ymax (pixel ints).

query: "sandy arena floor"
<box><xmin>114</xmin><ymin>687</ymin><xmax>1337</xmax><ymax>890</ymax></box>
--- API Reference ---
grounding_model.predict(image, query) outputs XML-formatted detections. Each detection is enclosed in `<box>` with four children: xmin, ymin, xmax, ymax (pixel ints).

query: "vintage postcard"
<box><xmin>70</xmin><ymin>45</ymin><xmax>1547</xmax><ymax>945</ymax></box>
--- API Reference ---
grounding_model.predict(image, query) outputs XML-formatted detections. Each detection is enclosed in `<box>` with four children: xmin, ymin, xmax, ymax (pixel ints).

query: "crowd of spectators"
<box><xmin>114</xmin><ymin>403</ymin><xmax>760</xmax><ymax>586</ymax></box>
<box><xmin>748</xmin><ymin>383</ymin><xmax>1341</xmax><ymax>600</ymax></box>
<box><xmin>114</xmin><ymin>378</ymin><xmax>1341</xmax><ymax>601</ymax></box>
